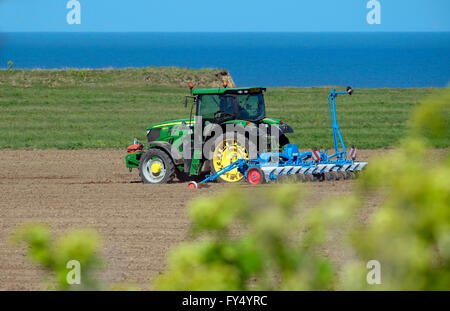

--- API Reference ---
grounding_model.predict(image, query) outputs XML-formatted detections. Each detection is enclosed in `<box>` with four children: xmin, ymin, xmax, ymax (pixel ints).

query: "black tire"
<box><xmin>175</xmin><ymin>170</ymin><xmax>190</xmax><ymax>182</ymax></box>
<box><xmin>139</xmin><ymin>148</ymin><xmax>175</xmax><ymax>184</ymax></box>
<box><xmin>279</xmin><ymin>134</ymin><xmax>290</xmax><ymax>148</ymax></box>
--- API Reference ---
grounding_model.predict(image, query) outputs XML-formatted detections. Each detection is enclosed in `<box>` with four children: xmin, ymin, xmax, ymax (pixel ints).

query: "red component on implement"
<box><xmin>349</xmin><ymin>146</ymin><xmax>357</xmax><ymax>160</ymax></box>
<box><xmin>247</xmin><ymin>167</ymin><xmax>265</xmax><ymax>185</ymax></box>
<box><xmin>127</xmin><ymin>143</ymin><xmax>144</xmax><ymax>154</ymax></box>
<box><xmin>188</xmin><ymin>181</ymin><xmax>198</xmax><ymax>189</ymax></box>
<box><xmin>312</xmin><ymin>149</ymin><xmax>321</xmax><ymax>162</ymax></box>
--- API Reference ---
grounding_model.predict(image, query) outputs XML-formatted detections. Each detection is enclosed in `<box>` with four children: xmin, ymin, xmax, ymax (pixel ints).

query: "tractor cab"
<box><xmin>191</xmin><ymin>87</ymin><xmax>267</xmax><ymax>124</ymax></box>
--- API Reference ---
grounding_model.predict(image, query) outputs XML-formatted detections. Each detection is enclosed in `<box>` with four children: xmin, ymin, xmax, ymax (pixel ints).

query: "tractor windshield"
<box><xmin>197</xmin><ymin>93</ymin><xmax>266</xmax><ymax>122</ymax></box>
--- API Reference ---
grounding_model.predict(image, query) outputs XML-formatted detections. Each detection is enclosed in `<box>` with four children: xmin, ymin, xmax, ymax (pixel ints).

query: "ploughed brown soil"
<box><xmin>0</xmin><ymin>148</ymin><xmax>442</xmax><ymax>290</ymax></box>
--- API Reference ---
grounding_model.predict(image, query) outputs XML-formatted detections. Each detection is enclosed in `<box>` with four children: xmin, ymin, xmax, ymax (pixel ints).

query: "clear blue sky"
<box><xmin>0</xmin><ymin>0</ymin><xmax>449</xmax><ymax>32</ymax></box>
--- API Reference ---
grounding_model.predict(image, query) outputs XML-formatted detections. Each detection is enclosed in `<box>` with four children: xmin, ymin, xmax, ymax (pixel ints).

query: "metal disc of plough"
<box><xmin>188</xmin><ymin>150</ymin><xmax>368</xmax><ymax>188</ymax></box>
<box><xmin>325</xmin><ymin>172</ymin><xmax>334</xmax><ymax>181</ymax></box>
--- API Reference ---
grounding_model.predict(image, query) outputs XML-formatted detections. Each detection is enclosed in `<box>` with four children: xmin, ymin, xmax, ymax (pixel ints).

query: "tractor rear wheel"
<box><xmin>210</xmin><ymin>135</ymin><xmax>249</xmax><ymax>183</ymax></box>
<box><xmin>139</xmin><ymin>148</ymin><xmax>175</xmax><ymax>184</ymax></box>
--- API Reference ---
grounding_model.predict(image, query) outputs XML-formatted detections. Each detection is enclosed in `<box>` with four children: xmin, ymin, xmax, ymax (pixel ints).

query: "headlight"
<box><xmin>279</xmin><ymin>123</ymin><xmax>294</xmax><ymax>134</ymax></box>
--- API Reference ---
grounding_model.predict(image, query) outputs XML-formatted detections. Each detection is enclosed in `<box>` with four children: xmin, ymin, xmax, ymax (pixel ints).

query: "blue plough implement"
<box><xmin>188</xmin><ymin>87</ymin><xmax>368</xmax><ymax>189</ymax></box>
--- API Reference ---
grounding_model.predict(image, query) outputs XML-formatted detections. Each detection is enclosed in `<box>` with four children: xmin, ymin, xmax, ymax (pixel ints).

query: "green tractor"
<box><xmin>125</xmin><ymin>84</ymin><xmax>293</xmax><ymax>184</ymax></box>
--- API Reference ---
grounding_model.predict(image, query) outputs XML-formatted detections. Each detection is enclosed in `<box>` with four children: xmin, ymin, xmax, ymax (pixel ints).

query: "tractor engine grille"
<box><xmin>147</xmin><ymin>128</ymin><xmax>161</xmax><ymax>142</ymax></box>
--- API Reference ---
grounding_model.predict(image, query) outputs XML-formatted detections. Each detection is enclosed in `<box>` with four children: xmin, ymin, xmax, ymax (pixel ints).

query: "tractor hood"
<box><xmin>147</xmin><ymin>117</ymin><xmax>285</xmax><ymax>131</ymax></box>
<box><xmin>146</xmin><ymin>119</ymin><xmax>194</xmax><ymax>144</ymax></box>
<box><xmin>146</xmin><ymin>117</ymin><xmax>292</xmax><ymax>132</ymax></box>
<box><xmin>261</xmin><ymin>117</ymin><xmax>283</xmax><ymax>125</ymax></box>
<box><xmin>261</xmin><ymin>118</ymin><xmax>294</xmax><ymax>134</ymax></box>
<box><xmin>146</xmin><ymin>119</ymin><xmax>194</xmax><ymax>131</ymax></box>
<box><xmin>145</xmin><ymin>117</ymin><xmax>292</xmax><ymax>144</ymax></box>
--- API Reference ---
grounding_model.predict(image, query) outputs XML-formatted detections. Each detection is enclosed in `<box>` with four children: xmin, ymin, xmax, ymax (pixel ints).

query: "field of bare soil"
<box><xmin>0</xmin><ymin>148</ymin><xmax>396</xmax><ymax>290</ymax></box>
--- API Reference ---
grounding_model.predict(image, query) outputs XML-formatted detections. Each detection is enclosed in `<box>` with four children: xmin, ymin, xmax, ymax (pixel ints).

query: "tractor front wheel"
<box><xmin>139</xmin><ymin>149</ymin><xmax>175</xmax><ymax>184</ymax></box>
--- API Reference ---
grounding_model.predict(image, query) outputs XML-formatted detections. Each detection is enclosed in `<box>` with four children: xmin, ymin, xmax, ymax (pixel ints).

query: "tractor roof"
<box><xmin>192</xmin><ymin>87</ymin><xmax>266</xmax><ymax>95</ymax></box>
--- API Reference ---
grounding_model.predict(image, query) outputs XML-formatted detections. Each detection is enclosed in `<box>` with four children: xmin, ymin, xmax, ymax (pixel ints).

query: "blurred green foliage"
<box><xmin>154</xmin><ymin>185</ymin><xmax>358</xmax><ymax>290</ymax></box>
<box><xmin>110</xmin><ymin>282</ymin><xmax>142</xmax><ymax>291</ymax></box>
<box><xmin>12</xmin><ymin>224</ymin><xmax>103</xmax><ymax>290</ymax></box>
<box><xmin>409</xmin><ymin>88</ymin><xmax>450</xmax><ymax>147</ymax></box>
<box><xmin>342</xmin><ymin>89</ymin><xmax>450</xmax><ymax>290</ymax></box>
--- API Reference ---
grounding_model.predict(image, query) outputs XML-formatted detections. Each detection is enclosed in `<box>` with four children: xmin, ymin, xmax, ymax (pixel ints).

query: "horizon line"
<box><xmin>2</xmin><ymin>30</ymin><xmax>450</xmax><ymax>34</ymax></box>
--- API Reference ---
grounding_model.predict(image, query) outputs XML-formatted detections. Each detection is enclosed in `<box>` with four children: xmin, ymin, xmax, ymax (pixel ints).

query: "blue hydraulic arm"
<box><xmin>327</xmin><ymin>87</ymin><xmax>353</xmax><ymax>160</ymax></box>
<box><xmin>199</xmin><ymin>158</ymin><xmax>249</xmax><ymax>184</ymax></box>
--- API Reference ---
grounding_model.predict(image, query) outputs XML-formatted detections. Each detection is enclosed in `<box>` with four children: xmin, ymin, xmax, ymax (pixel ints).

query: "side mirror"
<box><xmin>346</xmin><ymin>86</ymin><xmax>354</xmax><ymax>96</ymax></box>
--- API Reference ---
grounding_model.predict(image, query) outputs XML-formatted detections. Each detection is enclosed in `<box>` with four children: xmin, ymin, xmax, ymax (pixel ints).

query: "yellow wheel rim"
<box><xmin>213</xmin><ymin>138</ymin><xmax>248</xmax><ymax>182</ymax></box>
<box><xmin>151</xmin><ymin>162</ymin><xmax>162</xmax><ymax>174</ymax></box>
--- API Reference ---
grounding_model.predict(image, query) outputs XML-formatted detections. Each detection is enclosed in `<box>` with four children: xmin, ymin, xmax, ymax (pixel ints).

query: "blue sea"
<box><xmin>0</xmin><ymin>32</ymin><xmax>449</xmax><ymax>88</ymax></box>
